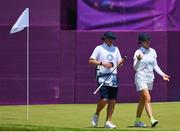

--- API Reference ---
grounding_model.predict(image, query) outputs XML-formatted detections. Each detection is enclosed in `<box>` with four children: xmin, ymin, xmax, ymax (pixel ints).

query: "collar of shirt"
<box><xmin>103</xmin><ymin>42</ymin><xmax>114</xmax><ymax>48</ymax></box>
<box><xmin>140</xmin><ymin>47</ymin><xmax>150</xmax><ymax>54</ymax></box>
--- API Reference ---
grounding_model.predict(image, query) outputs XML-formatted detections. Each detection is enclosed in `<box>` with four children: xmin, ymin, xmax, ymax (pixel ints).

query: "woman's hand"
<box><xmin>163</xmin><ymin>74</ymin><xmax>170</xmax><ymax>81</ymax></box>
<box><xmin>136</xmin><ymin>53</ymin><xmax>143</xmax><ymax>61</ymax></box>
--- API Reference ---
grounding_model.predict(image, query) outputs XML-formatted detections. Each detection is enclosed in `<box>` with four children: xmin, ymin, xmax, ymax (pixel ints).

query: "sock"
<box><xmin>135</xmin><ymin>117</ymin><xmax>141</xmax><ymax>123</ymax></box>
<box><xmin>150</xmin><ymin>116</ymin><xmax>156</xmax><ymax>122</ymax></box>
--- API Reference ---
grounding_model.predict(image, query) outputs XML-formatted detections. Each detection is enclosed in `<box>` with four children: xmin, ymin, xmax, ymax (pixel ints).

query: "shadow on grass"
<box><xmin>127</xmin><ymin>125</ymin><xmax>150</xmax><ymax>128</ymax></box>
<box><xmin>0</xmin><ymin>124</ymin><xmax>162</xmax><ymax>131</ymax></box>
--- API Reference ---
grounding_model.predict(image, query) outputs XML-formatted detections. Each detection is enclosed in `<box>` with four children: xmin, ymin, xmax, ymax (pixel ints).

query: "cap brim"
<box><xmin>102</xmin><ymin>36</ymin><xmax>116</xmax><ymax>40</ymax></box>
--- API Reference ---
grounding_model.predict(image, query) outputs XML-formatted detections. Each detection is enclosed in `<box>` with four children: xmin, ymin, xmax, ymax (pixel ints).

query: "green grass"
<box><xmin>0</xmin><ymin>102</ymin><xmax>180</xmax><ymax>131</ymax></box>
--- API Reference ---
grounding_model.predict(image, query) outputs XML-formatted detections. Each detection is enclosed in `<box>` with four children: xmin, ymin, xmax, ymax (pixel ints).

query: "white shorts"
<box><xmin>135</xmin><ymin>82</ymin><xmax>153</xmax><ymax>92</ymax></box>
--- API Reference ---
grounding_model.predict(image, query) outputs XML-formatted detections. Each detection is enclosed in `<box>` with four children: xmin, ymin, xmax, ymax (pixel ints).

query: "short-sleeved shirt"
<box><xmin>90</xmin><ymin>43</ymin><xmax>122</xmax><ymax>87</ymax></box>
<box><xmin>133</xmin><ymin>47</ymin><xmax>157</xmax><ymax>83</ymax></box>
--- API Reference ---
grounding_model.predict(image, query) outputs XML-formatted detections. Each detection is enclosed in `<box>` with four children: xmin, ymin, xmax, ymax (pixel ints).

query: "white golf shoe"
<box><xmin>104</xmin><ymin>121</ymin><xmax>117</xmax><ymax>129</ymax></box>
<box><xmin>91</xmin><ymin>114</ymin><xmax>99</xmax><ymax>127</ymax></box>
<box><xmin>151</xmin><ymin>119</ymin><xmax>159</xmax><ymax>127</ymax></box>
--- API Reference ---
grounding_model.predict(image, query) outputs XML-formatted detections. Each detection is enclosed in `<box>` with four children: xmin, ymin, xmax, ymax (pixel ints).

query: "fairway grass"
<box><xmin>0</xmin><ymin>102</ymin><xmax>179</xmax><ymax>131</ymax></box>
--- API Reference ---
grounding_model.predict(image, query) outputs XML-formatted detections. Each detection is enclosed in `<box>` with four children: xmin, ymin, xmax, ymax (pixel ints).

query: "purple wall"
<box><xmin>0</xmin><ymin>0</ymin><xmax>60</xmax><ymax>105</ymax></box>
<box><xmin>60</xmin><ymin>0</ymin><xmax>77</xmax><ymax>30</ymax></box>
<box><xmin>0</xmin><ymin>0</ymin><xmax>179</xmax><ymax>105</ymax></box>
<box><xmin>0</xmin><ymin>29</ymin><xmax>178</xmax><ymax>104</ymax></box>
<box><xmin>60</xmin><ymin>31</ymin><xmax>76</xmax><ymax>103</ymax></box>
<box><xmin>167</xmin><ymin>31</ymin><xmax>180</xmax><ymax>101</ymax></box>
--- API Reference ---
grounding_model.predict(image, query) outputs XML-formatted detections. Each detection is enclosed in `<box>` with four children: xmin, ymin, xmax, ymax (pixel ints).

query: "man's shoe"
<box><xmin>104</xmin><ymin>121</ymin><xmax>117</xmax><ymax>129</ymax></box>
<box><xmin>134</xmin><ymin>121</ymin><xmax>147</xmax><ymax>128</ymax></box>
<box><xmin>91</xmin><ymin>114</ymin><xmax>99</xmax><ymax>127</ymax></box>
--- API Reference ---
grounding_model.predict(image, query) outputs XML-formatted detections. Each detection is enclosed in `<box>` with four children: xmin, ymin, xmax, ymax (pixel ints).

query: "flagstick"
<box><xmin>9</xmin><ymin>8</ymin><xmax>29</xmax><ymax>120</ymax></box>
<box><xmin>26</xmin><ymin>27</ymin><xmax>29</xmax><ymax>120</ymax></box>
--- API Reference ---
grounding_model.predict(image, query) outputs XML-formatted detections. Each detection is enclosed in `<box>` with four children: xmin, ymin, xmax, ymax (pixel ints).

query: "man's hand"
<box><xmin>118</xmin><ymin>56</ymin><xmax>128</xmax><ymax>67</ymax></box>
<box><xmin>122</xmin><ymin>56</ymin><xmax>128</xmax><ymax>62</ymax></box>
<box><xmin>102</xmin><ymin>62</ymin><xmax>113</xmax><ymax>68</ymax></box>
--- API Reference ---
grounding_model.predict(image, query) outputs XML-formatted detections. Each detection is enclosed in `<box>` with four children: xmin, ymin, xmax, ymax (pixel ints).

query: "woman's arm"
<box><xmin>154</xmin><ymin>59</ymin><xmax>165</xmax><ymax>76</ymax></box>
<box><xmin>154</xmin><ymin>59</ymin><xmax>170</xmax><ymax>81</ymax></box>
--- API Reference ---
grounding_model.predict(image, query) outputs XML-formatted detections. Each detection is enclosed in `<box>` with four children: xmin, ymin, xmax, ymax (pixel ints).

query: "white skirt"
<box><xmin>135</xmin><ymin>81</ymin><xmax>153</xmax><ymax>92</ymax></box>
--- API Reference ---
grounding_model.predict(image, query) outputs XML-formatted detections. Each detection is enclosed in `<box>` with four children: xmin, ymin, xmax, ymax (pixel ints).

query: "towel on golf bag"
<box><xmin>97</xmin><ymin>72</ymin><xmax>118</xmax><ymax>87</ymax></box>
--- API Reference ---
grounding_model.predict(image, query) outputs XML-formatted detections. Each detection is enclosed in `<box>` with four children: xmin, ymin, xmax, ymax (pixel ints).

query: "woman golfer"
<box><xmin>133</xmin><ymin>33</ymin><xmax>170</xmax><ymax>128</ymax></box>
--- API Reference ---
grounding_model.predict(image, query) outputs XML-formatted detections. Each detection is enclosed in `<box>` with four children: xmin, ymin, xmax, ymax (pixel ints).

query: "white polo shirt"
<box><xmin>90</xmin><ymin>43</ymin><xmax>122</xmax><ymax>86</ymax></box>
<box><xmin>133</xmin><ymin>47</ymin><xmax>165</xmax><ymax>84</ymax></box>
